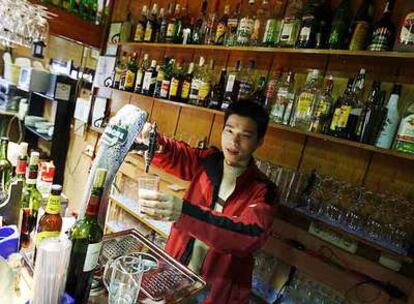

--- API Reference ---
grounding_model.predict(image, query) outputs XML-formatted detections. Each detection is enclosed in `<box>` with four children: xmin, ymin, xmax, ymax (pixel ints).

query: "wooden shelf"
<box><xmin>30</xmin><ymin>0</ymin><xmax>104</xmax><ymax>48</ymax></box>
<box><xmin>105</xmin><ymin>87</ymin><xmax>414</xmax><ymax>162</ymax></box>
<box><xmin>0</xmin><ymin>109</ymin><xmax>17</xmax><ymax>117</ymax></box>
<box><xmin>120</xmin><ymin>42</ymin><xmax>414</xmax><ymax>60</ymax></box>
<box><xmin>33</xmin><ymin>91</ymin><xmax>55</xmax><ymax>101</ymax></box>
<box><xmin>25</xmin><ymin>125</ymin><xmax>52</xmax><ymax>142</ymax></box>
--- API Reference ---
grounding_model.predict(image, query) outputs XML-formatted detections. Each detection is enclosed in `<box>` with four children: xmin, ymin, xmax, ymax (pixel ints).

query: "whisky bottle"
<box><xmin>144</xmin><ymin>3</ymin><xmax>159</xmax><ymax>42</ymax></box>
<box><xmin>133</xmin><ymin>5</ymin><xmax>148</xmax><ymax>42</ymax></box>
<box><xmin>124</xmin><ymin>52</ymin><xmax>138</xmax><ymax>92</ymax></box>
<box><xmin>215</xmin><ymin>5</ymin><xmax>230</xmax><ymax>45</ymax></box>
<box><xmin>179</xmin><ymin>62</ymin><xmax>194</xmax><ymax>103</ymax></box>
<box><xmin>168</xmin><ymin>62</ymin><xmax>183</xmax><ymax>102</ymax></box>
<box><xmin>310</xmin><ymin>75</ymin><xmax>334</xmax><ymax>133</ymax></box>
<box><xmin>134</xmin><ymin>54</ymin><xmax>150</xmax><ymax>93</ymax></box>
<box><xmin>368</xmin><ymin>0</ymin><xmax>395</xmax><ymax>51</ymax></box>
<box><xmin>141</xmin><ymin>60</ymin><xmax>157</xmax><ymax>96</ymax></box>
<box><xmin>348</xmin><ymin>0</ymin><xmax>374</xmax><ymax>50</ymax></box>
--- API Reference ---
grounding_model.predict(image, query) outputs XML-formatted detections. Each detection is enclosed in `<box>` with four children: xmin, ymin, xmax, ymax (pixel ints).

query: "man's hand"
<box><xmin>136</xmin><ymin>122</ymin><xmax>153</xmax><ymax>145</ymax></box>
<box><xmin>140</xmin><ymin>191</ymin><xmax>183</xmax><ymax>221</ymax></box>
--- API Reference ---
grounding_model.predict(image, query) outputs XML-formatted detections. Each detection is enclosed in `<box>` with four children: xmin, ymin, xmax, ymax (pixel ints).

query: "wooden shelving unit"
<box><xmin>120</xmin><ymin>42</ymin><xmax>414</xmax><ymax>60</ymax></box>
<box><xmin>30</xmin><ymin>0</ymin><xmax>104</xmax><ymax>48</ymax></box>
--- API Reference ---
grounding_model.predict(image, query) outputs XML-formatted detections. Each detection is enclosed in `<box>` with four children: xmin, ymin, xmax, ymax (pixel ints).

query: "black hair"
<box><xmin>224</xmin><ymin>101</ymin><xmax>269</xmax><ymax>141</ymax></box>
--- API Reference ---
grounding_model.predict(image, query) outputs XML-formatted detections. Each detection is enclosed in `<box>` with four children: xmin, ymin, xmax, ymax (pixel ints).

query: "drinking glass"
<box><xmin>137</xmin><ymin>175</ymin><xmax>160</xmax><ymax>216</ymax></box>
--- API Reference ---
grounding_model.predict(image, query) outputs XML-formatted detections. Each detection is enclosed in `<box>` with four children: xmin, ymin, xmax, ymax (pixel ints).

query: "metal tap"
<box><xmin>130</xmin><ymin>122</ymin><xmax>158</xmax><ymax>173</ymax></box>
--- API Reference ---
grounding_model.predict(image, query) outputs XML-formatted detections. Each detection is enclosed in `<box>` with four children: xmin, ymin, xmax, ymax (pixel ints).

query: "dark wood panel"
<box><xmin>129</xmin><ymin>94</ymin><xmax>154</xmax><ymax>116</ymax></box>
<box><xmin>150</xmin><ymin>100</ymin><xmax>180</xmax><ymax>138</ymax></box>
<box><xmin>110</xmin><ymin>90</ymin><xmax>132</xmax><ymax>116</ymax></box>
<box><xmin>255</xmin><ymin>127</ymin><xmax>305</xmax><ymax>169</ymax></box>
<box><xmin>299</xmin><ymin>137</ymin><xmax>372</xmax><ymax>184</ymax></box>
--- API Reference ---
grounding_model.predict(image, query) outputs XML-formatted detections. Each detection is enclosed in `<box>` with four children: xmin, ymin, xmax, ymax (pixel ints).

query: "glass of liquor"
<box><xmin>137</xmin><ymin>175</ymin><xmax>160</xmax><ymax>217</ymax></box>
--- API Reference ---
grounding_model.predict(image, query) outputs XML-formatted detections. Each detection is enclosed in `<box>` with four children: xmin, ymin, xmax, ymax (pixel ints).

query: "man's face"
<box><xmin>221</xmin><ymin>114</ymin><xmax>263</xmax><ymax>166</ymax></box>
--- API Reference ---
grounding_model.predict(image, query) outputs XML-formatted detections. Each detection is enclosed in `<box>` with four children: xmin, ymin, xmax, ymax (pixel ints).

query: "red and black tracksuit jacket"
<box><xmin>152</xmin><ymin>136</ymin><xmax>278</xmax><ymax>304</ymax></box>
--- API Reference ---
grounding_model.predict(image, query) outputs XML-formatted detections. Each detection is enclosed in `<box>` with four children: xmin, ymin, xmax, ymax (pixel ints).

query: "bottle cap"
<box><xmin>51</xmin><ymin>184</ymin><xmax>63</xmax><ymax>194</ymax></box>
<box><xmin>29</xmin><ymin>151</ymin><xmax>40</xmax><ymax>165</ymax></box>
<box><xmin>19</xmin><ymin>142</ymin><xmax>28</xmax><ymax>157</ymax></box>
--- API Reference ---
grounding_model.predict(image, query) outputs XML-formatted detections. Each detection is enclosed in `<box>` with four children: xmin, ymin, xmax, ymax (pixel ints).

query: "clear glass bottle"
<box><xmin>236</xmin><ymin>1</ymin><xmax>255</xmax><ymax>46</ymax></box>
<box><xmin>310</xmin><ymin>75</ymin><xmax>334</xmax><ymax>133</ymax></box>
<box><xmin>262</xmin><ymin>0</ymin><xmax>284</xmax><ymax>46</ymax></box>
<box><xmin>290</xmin><ymin>69</ymin><xmax>321</xmax><ymax>130</ymax></box>
<box><xmin>278</xmin><ymin>0</ymin><xmax>303</xmax><ymax>47</ymax></box>
<box><xmin>237</xmin><ymin>60</ymin><xmax>256</xmax><ymax>101</ymax></box>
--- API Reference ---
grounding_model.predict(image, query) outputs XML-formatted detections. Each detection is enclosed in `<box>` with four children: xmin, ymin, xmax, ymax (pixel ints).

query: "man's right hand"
<box><xmin>136</xmin><ymin>122</ymin><xmax>153</xmax><ymax>145</ymax></box>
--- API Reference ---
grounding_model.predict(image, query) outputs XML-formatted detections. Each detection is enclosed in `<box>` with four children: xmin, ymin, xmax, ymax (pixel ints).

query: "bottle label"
<box><xmin>299</xmin><ymin>26</ymin><xmax>311</xmax><ymax>42</ymax></box>
<box><xmin>16</xmin><ymin>160</ymin><xmax>27</xmax><ymax>175</ymax></box>
<box><xmin>124</xmin><ymin>70</ymin><xmax>136</xmax><ymax>88</ymax></box>
<box><xmin>215</xmin><ymin>22</ymin><xmax>227</xmax><ymax>43</ymax></box>
<box><xmin>166</xmin><ymin>23</ymin><xmax>176</xmax><ymax>38</ymax></box>
<box><xmin>349</xmin><ymin>21</ymin><xmax>370</xmax><ymax>50</ymax></box>
<box><xmin>86</xmin><ymin>195</ymin><xmax>100</xmax><ymax>216</ymax></box>
<box><xmin>337</xmin><ymin>105</ymin><xmax>352</xmax><ymax>128</ymax></box>
<box><xmin>296</xmin><ymin>92</ymin><xmax>315</xmax><ymax>118</ymax></box>
<box><xmin>225</xmin><ymin>74</ymin><xmax>236</xmax><ymax>93</ymax></box>
<box><xmin>263</xmin><ymin>19</ymin><xmax>277</xmax><ymax>44</ymax></box>
<box><xmin>282</xmin><ymin>95</ymin><xmax>295</xmax><ymax>124</ymax></box>
<box><xmin>270</xmin><ymin>88</ymin><xmax>289</xmax><ymax>123</ymax></box>
<box><xmin>169</xmin><ymin>78</ymin><xmax>179</xmax><ymax>97</ymax></box>
<box><xmin>396</xmin><ymin>114</ymin><xmax>414</xmax><ymax>143</ymax></box>
<box><xmin>198</xmin><ymin>82</ymin><xmax>210</xmax><ymax>101</ymax></box>
<box><xmin>134</xmin><ymin>70</ymin><xmax>144</xmax><ymax>91</ymax></box>
<box><xmin>83</xmin><ymin>242</ymin><xmax>103</xmax><ymax>272</ymax></box>
<box><xmin>134</xmin><ymin>24</ymin><xmax>145</xmax><ymax>41</ymax></box>
<box><xmin>189</xmin><ymin>79</ymin><xmax>202</xmax><ymax>102</ymax></box>
<box><xmin>280</xmin><ymin>20</ymin><xmax>295</xmax><ymax>42</ymax></box>
<box><xmin>144</xmin><ymin>26</ymin><xmax>152</xmax><ymax>41</ymax></box>
<box><xmin>237</xmin><ymin>18</ymin><xmax>254</xmax><ymax>44</ymax></box>
<box><xmin>238</xmin><ymin>82</ymin><xmax>253</xmax><ymax>100</ymax></box>
<box><xmin>160</xmin><ymin>80</ymin><xmax>171</xmax><ymax>98</ymax></box>
<box><xmin>368</xmin><ymin>27</ymin><xmax>393</xmax><ymax>51</ymax></box>
<box><xmin>330</xmin><ymin>108</ymin><xmax>342</xmax><ymax>131</ymax></box>
<box><xmin>45</xmin><ymin>195</ymin><xmax>61</xmax><ymax>214</ymax></box>
<box><xmin>400</xmin><ymin>13</ymin><xmax>414</xmax><ymax>45</ymax></box>
<box><xmin>35</xmin><ymin>230</ymin><xmax>60</xmax><ymax>246</ymax></box>
<box><xmin>142</xmin><ymin>72</ymin><xmax>153</xmax><ymax>90</ymax></box>
<box><xmin>180</xmin><ymin>81</ymin><xmax>191</xmax><ymax>99</ymax></box>
<box><xmin>227</xmin><ymin>18</ymin><xmax>238</xmax><ymax>28</ymax></box>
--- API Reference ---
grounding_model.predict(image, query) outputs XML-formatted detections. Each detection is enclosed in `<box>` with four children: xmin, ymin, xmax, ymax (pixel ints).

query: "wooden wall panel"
<box><xmin>129</xmin><ymin>94</ymin><xmax>154</xmax><ymax>116</ymax></box>
<box><xmin>175</xmin><ymin>107</ymin><xmax>215</xmax><ymax>146</ymax></box>
<box><xmin>364</xmin><ymin>155</ymin><xmax>414</xmax><ymax>197</ymax></box>
<box><xmin>255</xmin><ymin>127</ymin><xmax>305</xmax><ymax>169</ymax></box>
<box><xmin>109</xmin><ymin>90</ymin><xmax>132</xmax><ymax>116</ymax></box>
<box><xmin>149</xmin><ymin>101</ymin><xmax>180</xmax><ymax>137</ymax></box>
<box><xmin>299</xmin><ymin>138</ymin><xmax>372</xmax><ymax>184</ymax></box>
<box><xmin>208</xmin><ymin>114</ymin><xmax>224</xmax><ymax>148</ymax></box>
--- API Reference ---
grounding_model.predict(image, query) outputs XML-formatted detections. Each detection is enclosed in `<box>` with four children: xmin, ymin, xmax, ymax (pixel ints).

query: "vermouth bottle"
<box><xmin>65</xmin><ymin>169</ymin><xmax>108</xmax><ymax>304</ymax></box>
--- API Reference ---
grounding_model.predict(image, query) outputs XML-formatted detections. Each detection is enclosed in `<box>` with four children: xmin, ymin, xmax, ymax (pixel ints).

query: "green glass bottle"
<box><xmin>65</xmin><ymin>168</ymin><xmax>107</xmax><ymax>304</ymax></box>
<box><xmin>0</xmin><ymin>137</ymin><xmax>12</xmax><ymax>204</ymax></box>
<box><xmin>328</xmin><ymin>0</ymin><xmax>352</xmax><ymax>49</ymax></box>
<box><xmin>7</xmin><ymin>142</ymin><xmax>28</xmax><ymax>190</ymax></box>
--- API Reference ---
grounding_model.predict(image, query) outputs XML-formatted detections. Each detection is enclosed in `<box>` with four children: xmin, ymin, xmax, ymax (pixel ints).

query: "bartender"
<box><xmin>139</xmin><ymin>101</ymin><xmax>278</xmax><ymax>304</ymax></box>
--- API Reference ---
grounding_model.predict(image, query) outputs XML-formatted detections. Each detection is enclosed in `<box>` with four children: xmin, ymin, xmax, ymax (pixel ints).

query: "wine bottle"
<box><xmin>141</xmin><ymin>60</ymin><xmax>157</xmax><ymax>96</ymax></box>
<box><xmin>208</xmin><ymin>68</ymin><xmax>227</xmax><ymax>109</ymax></box>
<box><xmin>133</xmin><ymin>5</ymin><xmax>148</xmax><ymax>42</ymax></box>
<box><xmin>222</xmin><ymin>60</ymin><xmax>242</xmax><ymax>110</ymax></box>
<box><xmin>144</xmin><ymin>3</ymin><xmax>159</xmax><ymax>42</ymax></box>
<box><xmin>65</xmin><ymin>169</ymin><xmax>108</xmax><ymax>304</ymax></box>
<box><xmin>191</xmin><ymin>0</ymin><xmax>208</xmax><ymax>44</ymax></box>
<box><xmin>0</xmin><ymin>137</ymin><xmax>12</xmax><ymax>199</ymax></box>
<box><xmin>124</xmin><ymin>52</ymin><xmax>138</xmax><ymax>92</ymax></box>
<box><xmin>328</xmin><ymin>0</ymin><xmax>352</xmax><ymax>49</ymax></box>
<box><xmin>368</xmin><ymin>0</ymin><xmax>395</xmax><ymax>51</ymax></box>
<box><xmin>179</xmin><ymin>62</ymin><xmax>194</xmax><ymax>103</ymax></box>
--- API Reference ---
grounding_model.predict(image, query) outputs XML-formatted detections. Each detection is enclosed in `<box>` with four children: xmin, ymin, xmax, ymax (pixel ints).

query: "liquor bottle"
<box><xmin>189</xmin><ymin>57</ymin><xmax>205</xmax><ymax>105</ymax></box>
<box><xmin>394</xmin><ymin>102</ymin><xmax>414</xmax><ymax>154</ymax></box>
<box><xmin>315</xmin><ymin>0</ymin><xmax>332</xmax><ymax>49</ymax></box>
<box><xmin>118</xmin><ymin>54</ymin><xmax>130</xmax><ymax>91</ymax></box>
<box><xmin>133</xmin><ymin>5</ymin><xmax>148</xmax><ymax>42</ymax></box>
<box><xmin>376</xmin><ymin>84</ymin><xmax>401</xmax><ymax>149</ymax></box>
<box><xmin>173</xmin><ymin>4</ymin><xmax>186</xmax><ymax>44</ymax></box>
<box><xmin>265</xmin><ymin>65</ymin><xmax>283</xmax><ymax>111</ymax></box>
<box><xmin>166</xmin><ymin>4</ymin><xmax>179</xmax><ymax>43</ymax></box>
<box><xmin>236</xmin><ymin>0</ymin><xmax>255</xmax><ymax>46</ymax></box>
<box><xmin>120</xmin><ymin>13</ymin><xmax>133</xmax><ymax>42</ymax></box>
<box><xmin>7</xmin><ymin>142</ymin><xmax>28</xmax><ymax>190</ymax></box>
<box><xmin>154</xmin><ymin>57</ymin><xmax>170</xmax><ymax>98</ymax></box>
<box><xmin>290</xmin><ymin>69</ymin><xmax>321</xmax><ymax>130</ymax></box>
<box><xmin>346</xmin><ymin>69</ymin><xmax>366</xmax><ymax>140</ymax></box>
<box><xmin>262</xmin><ymin>0</ymin><xmax>284</xmax><ymax>46</ymax></box>
<box><xmin>168</xmin><ymin>63</ymin><xmax>183</xmax><ymax>101</ymax></box>
<box><xmin>348</xmin><ymin>0</ymin><xmax>374</xmax><ymax>50</ymax></box>
<box><xmin>144</xmin><ymin>3</ymin><xmax>159</xmax><ymax>42</ymax></box>
<box><xmin>34</xmin><ymin>185</ymin><xmax>63</xmax><ymax>261</ymax></box>
<box><xmin>197</xmin><ymin>59</ymin><xmax>214</xmax><ymax>107</ymax></box>
<box><xmin>328</xmin><ymin>0</ymin><xmax>352</xmax><ymax>49</ymax></box>
<box><xmin>310</xmin><ymin>75</ymin><xmax>334</xmax><ymax>133</ymax></box>
<box><xmin>65</xmin><ymin>169</ymin><xmax>108</xmax><ymax>304</ymax></box>
<box><xmin>328</xmin><ymin>78</ymin><xmax>354</xmax><ymax>136</ymax></box>
<box><xmin>237</xmin><ymin>60</ymin><xmax>256</xmax><ymax>101</ymax></box>
<box><xmin>0</xmin><ymin>137</ymin><xmax>12</xmax><ymax>199</ymax></box>
<box><xmin>250</xmin><ymin>1</ymin><xmax>265</xmax><ymax>46</ymax></box>
<box><xmin>208</xmin><ymin>68</ymin><xmax>227</xmax><ymax>109</ymax></box>
<box><xmin>204</xmin><ymin>0</ymin><xmax>219</xmax><ymax>45</ymax></box>
<box><xmin>160</xmin><ymin>59</ymin><xmax>175</xmax><ymax>99</ymax></box>
<box><xmin>141</xmin><ymin>60</ymin><xmax>157</xmax><ymax>96</ymax></box>
<box><xmin>134</xmin><ymin>54</ymin><xmax>150</xmax><ymax>93</ymax></box>
<box><xmin>112</xmin><ymin>52</ymin><xmax>127</xmax><ymax>89</ymax></box>
<box><xmin>280</xmin><ymin>72</ymin><xmax>297</xmax><ymax>125</ymax></box>
<box><xmin>358</xmin><ymin>81</ymin><xmax>382</xmax><ymax>143</ymax></box>
<box><xmin>224</xmin><ymin>1</ymin><xmax>242</xmax><ymax>46</ymax></box>
<box><xmin>296</xmin><ymin>0</ymin><xmax>322</xmax><ymax>48</ymax></box>
<box><xmin>215</xmin><ymin>5</ymin><xmax>230</xmax><ymax>45</ymax></box>
<box><xmin>191</xmin><ymin>0</ymin><xmax>208</xmax><ymax>44</ymax></box>
<box><xmin>158</xmin><ymin>7</ymin><xmax>168</xmax><ymax>43</ymax></box>
<box><xmin>222</xmin><ymin>60</ymin><xmax>242</xmax><ymax>110</ymax></box>
<box><xmin>278</xmin><ymin>0</ymin><xmax>303</xmax><ymax>47</ymax></box>
<box><xmin>123</xmin><ymin>52</ymin><xmax>138</xmax><ymax>92</ymax></box>
<box><xmin>20</xmin><ymin>152</ymin><xmax>42</xmax><ymax>248</ymax></box>
<box><xmin>394</xmin><ymin>3</ymin><xmax>414</xmax><ymax>52</ymax></box>
<box><xmin>368</xmin><ymin>0</ymin><xmax>395</xmax><ymax>51</ymax></box>
<box><xmin>179</xmin><ymin>62</ymin><xmax>194</xmax><ymax>103</ymax></box>
<box><xmin>252</xmin><ymin>76</ymin><xmax>267</xmax><ymax>106</ymax></box>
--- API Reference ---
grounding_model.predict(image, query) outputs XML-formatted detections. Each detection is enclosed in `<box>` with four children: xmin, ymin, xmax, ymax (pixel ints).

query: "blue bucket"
<box><xmin>0</xmin><ymin>225</ymin><xmax>19</xmax><ymax>259</ymax></box>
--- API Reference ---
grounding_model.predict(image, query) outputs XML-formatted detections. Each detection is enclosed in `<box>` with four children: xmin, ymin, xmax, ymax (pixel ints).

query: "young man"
<box><xmin>139</xmin><ymin>101</ymin><xmax>278</xmax><ymax>303</ymax></box>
